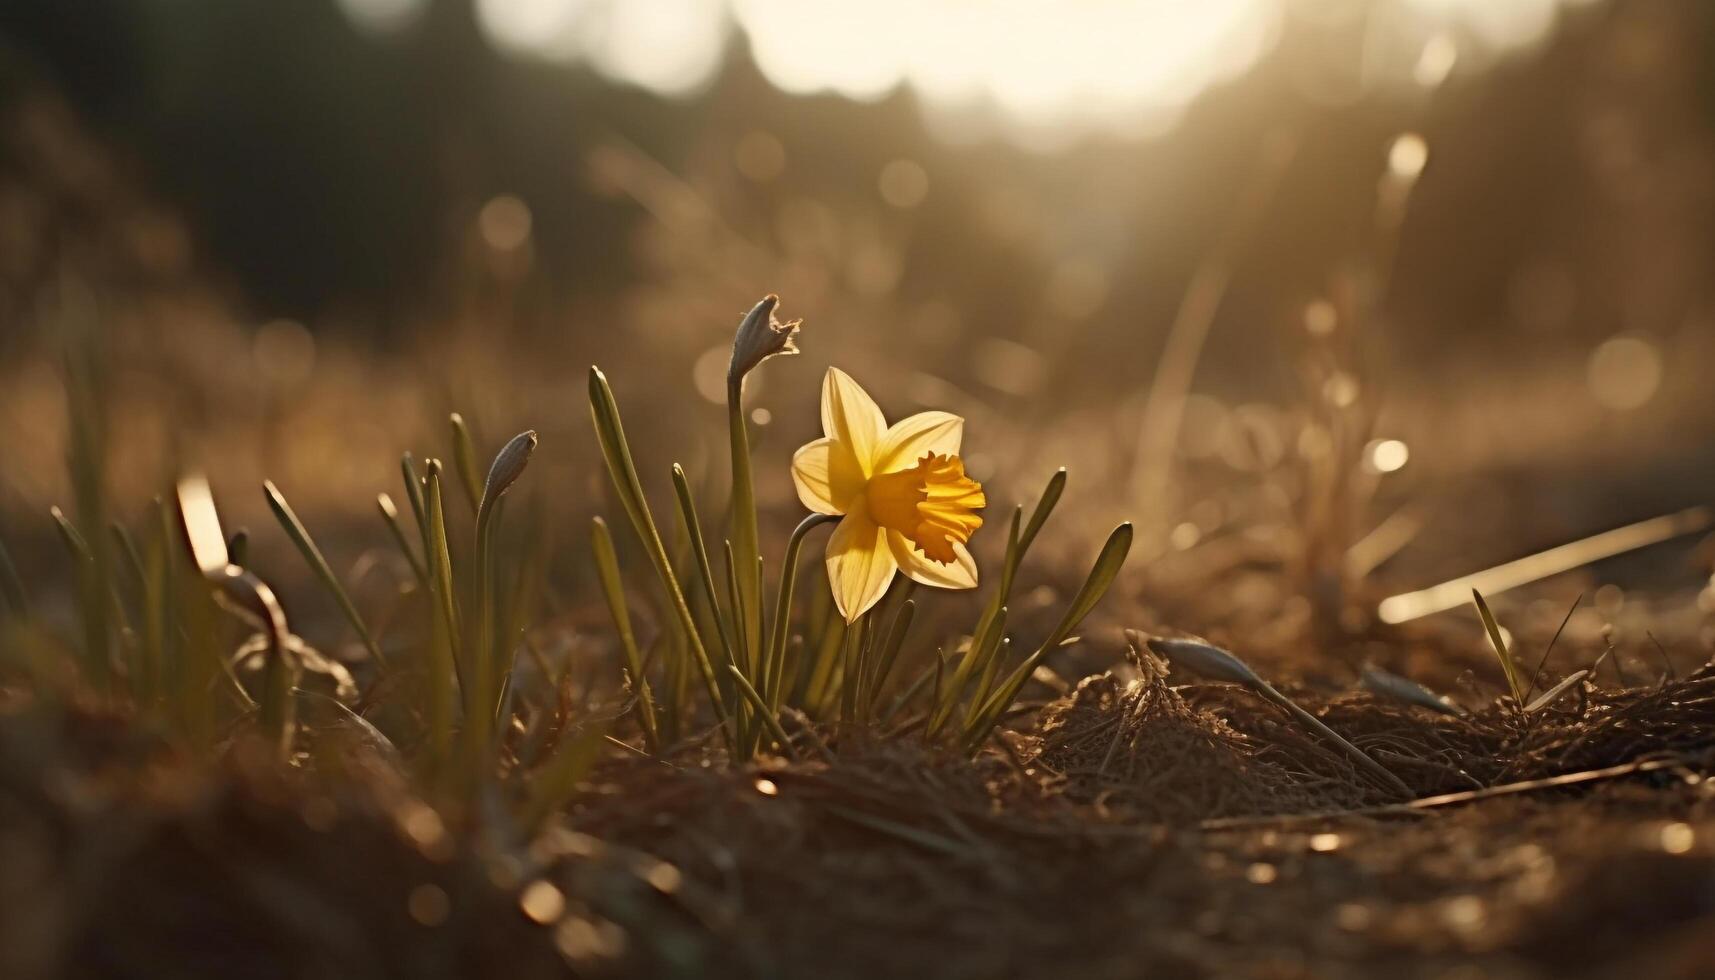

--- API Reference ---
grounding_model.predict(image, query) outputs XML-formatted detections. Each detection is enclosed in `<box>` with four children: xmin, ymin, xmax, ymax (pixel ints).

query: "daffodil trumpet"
<box><xmin>792</xmin><ymin>368</ymin><xmax>987</xmax><ymax>624</ymax></box>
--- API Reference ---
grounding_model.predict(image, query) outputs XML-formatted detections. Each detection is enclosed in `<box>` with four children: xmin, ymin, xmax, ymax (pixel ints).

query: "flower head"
<box><xmin>792</xmin><ymin>368</ymin><xmax>985</xmax><ymax>621</ymax></box>
<box><xmin>728</xmin><ymin>294</ymin><xmax>801</xmax><ymax>386</ymax></box>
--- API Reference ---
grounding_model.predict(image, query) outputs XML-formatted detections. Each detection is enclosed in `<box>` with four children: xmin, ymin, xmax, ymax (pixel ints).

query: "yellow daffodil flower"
<box><xmin>792</xmin><ymin>368</ymin><xmax>985</xmax><ymax>622</ymax></box>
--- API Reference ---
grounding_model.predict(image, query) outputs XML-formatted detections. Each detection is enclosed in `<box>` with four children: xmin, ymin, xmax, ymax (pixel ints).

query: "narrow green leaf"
<box><xmin>400</xmin><ymin>453</ymin><xmax>429</xmax><ymax>538</ymax></box>
<box><xmin>378</xmin><ymin>493</ymin><xmax>430</xmax><ymax>587</ymax></box>
<box><xmin>421</xmin><ymin>462</ymin><xmax>463</xmax><ymax>770</ymax></box>
<box><xmin>962</xmin><ymin>522</ymin><xmax>1132</xmax><ymax>749</ymax></box>
<box><xmin>50</xmin><ymin>506</ymin><xmax>92</xmax><ymax>564</ymax></box>
<box><xmin>472</xmin><ymin>430</ymin><xmax>538</xmax><ymax>739</ymax></box>
<box><xmin>591</xmin><ymin>516</ymin><xmax>659</xmax><ymax>752</ymax></box>
<box><xmin>1472</xmin><ymin>588</ymin><xmax>1524</xmax><ymax>704</ymax></box>
<box><xmin>727</xmin><ymin>665</ymin><xmax>797</xmax><ymax>760</ymax></box>
<box><xmin>670</xmin><ymin>465</ymin><xmax>738</xmax><ymax>675</ymax></box>
<box><xmin>589</xmin><ymin>366</ymin><xmax>730</xmax><ymax>746</ymax></box>
<box><xmin>867</xmin><ymin>598</ymin><xmax>916</xmax><ymax>716</ymax></box>
<box><xmin>448</xmin><ymin>412</ymin><xmax>484</xmax><ymax>513</ymax></box>
<box><xmin>264</xmin><ymin>480</ymin><xmax>386</xmax><ymax>668</ymax></box>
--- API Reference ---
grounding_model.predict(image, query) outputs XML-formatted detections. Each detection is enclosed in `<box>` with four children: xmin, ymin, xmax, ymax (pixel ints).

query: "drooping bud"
<box><xmin>727</xmin><ymin>294</ymin><xmax>801</xmax><ymax>386</ymax></box>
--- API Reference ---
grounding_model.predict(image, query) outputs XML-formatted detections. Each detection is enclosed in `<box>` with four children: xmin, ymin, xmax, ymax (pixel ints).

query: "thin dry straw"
<box><xmin>1524</xmin><ymin>592</ymin><xmax>1582</xmax><ymax>702</ymax></box>
<box><xmin>1378</xmin><ymin>505</ymin><xmax>1712</xmax><ymax>623</ymax></box>
<box><xmin>1200</xmin><ymin>753</ymin><xmax>1702</xmax><ymax>831</ymax></box>
<box><xmin>1524</xmin><ymin>669</ymin><xmax>1589</xmax><ymax>714</ymax></box>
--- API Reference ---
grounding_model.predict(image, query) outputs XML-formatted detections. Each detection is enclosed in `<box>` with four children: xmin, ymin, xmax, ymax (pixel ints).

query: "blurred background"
<box><xmin>1</xmin><ymin>0</ymin><xmax>1712</xmax><ymax>655</ymax></box>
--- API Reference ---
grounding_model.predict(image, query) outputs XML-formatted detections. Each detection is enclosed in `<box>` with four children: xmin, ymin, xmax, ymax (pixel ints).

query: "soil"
<box><xmin>9</xmin><ymin>638</ymin><xmax>1715</xmax><ymax>980</ymax></box>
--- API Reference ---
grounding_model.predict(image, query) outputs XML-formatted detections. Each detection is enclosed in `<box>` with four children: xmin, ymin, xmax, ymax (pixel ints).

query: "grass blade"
<box><xmin>962</xmin><ymin>523</ymin><xmax>1132</xmax><ymax>750</ymax></box>
<box><xmin>1471</xmin><ymin>588</ymin><xmax>1523</xmax><ymax>705</ymax></box>
<box><xmin>727</xmin><ymin>665</ymin><xmax>797</xmax><ymax>760</ymax></box>
<box><xmin>472</xmin><ymin>430</ymin><xmax>538</xmax><ymax>741</ymax></box>
<box><xmin>400</xmin><ymin>453</ymin><xmax>429</xmax><ymax>538</ymax></box>
<box><xmin>866</xmin><ymin>598</ymin><xmax>916</xmax><ymax>717</ymax></box>
<box><xmin>670</xmin><ymin>466</ymin><xmax>739</xmax><ymax>675</ymax></box>
<box><xmin>421</xmin><ymin>462</ymin><xmax>463</xmax><ymax>770</ymax></box>
<box><xmin>591</xmin><ymin>516</ymin><xmax>659</xmax><ymax>752</ymax></box>
<box><xmin>50</xmin><ymin>506</ymin><xmax>92</xmax><ymax>563</ymax></box>
<box><xmin>265</xmin><ymin>480</ymin><xmax>387</xmax><ymax>668</ymax></box>
<box><xmin>378</xmin><ymin>493</ymin><xmax>430</xmax><ymax>587</ymax></box>
<box><xmin>448</xmin><ymin>412</ymin><xmax>484</xmax><ymax>512</ymax></box>
<box><xmin>589</xmin><ymin>366</ymin><xmax>731</xmax><ymax>747</ymax></box>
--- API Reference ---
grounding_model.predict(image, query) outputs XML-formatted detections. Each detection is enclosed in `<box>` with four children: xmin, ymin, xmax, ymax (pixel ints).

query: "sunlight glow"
<box><xmin>585</xmin><ymin>0</ymin><xmax>727</xmax><ymax>95</ymax></box>
<box><xmin>737</xmin><ymin>0</ymin><xmax>1281</xmax><ymax>138</ymax></box>
<box><xmin>437</xmin><ymin>0</ymin><xmax>1606</xmax><ymax>145</ymax></box>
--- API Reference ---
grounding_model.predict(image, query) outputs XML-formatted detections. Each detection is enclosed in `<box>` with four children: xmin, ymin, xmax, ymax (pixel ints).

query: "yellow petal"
<box><xmin>821</xmin><ymin>368</ymin><xmax>887</xmax><ymax>476</ymax></box>
<box><xmin>874</xmin><ymin>411</ymin><xmax>963</xmax><ymax>474</ymax></box>
<box><xmin>790</xmin><ymin>437</ymin><xmax>864</xmax><ymax>515</ymax></box>
<box><xmin>887</xmin><ymin>531</ymin><xmax>978</xmax><ymax>590</ymax></box>
<box><xmin>826</xmin><ymin>512</ymin><xmax>898</xmax><ymax>622</ymax></box>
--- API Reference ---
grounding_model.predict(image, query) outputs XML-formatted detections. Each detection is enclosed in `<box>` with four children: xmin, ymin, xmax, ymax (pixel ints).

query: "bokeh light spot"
<box><xmin>408</xmin><ymin>884</ymin><xmax>451</xmax><ymax>926</ymax></box>
<box><xmin>1364</xmin><ymin>439</ymin><xmax>1410</xmax><ymax>474</ymax></box>
<box><xmin>1388</xmin><ymin>133</ymin><xmax>1430</xmax><ymax>180</ymax></box>
<box><xmin>479</xmin><ymin>194</ymin><xmax>533</xmax><ymax>252</ymax></box>
<box><xmin>878</xmin><ymin>159</ymin><xmax>930</xmax><ymax>209</ymax></box>
<box><xmin>520</xmin><ymin>880</ymin><xmax>567</xmax><ymax>924</ymax></box>
<box><xmin>1586</xmin><ymin>334</ymin><xmax>1663</xmax><ymax>411</ymax></box>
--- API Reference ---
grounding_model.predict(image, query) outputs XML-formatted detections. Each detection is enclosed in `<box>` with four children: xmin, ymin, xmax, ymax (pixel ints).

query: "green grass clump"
<box><xmin>587</xmin><ymin>295</ymin><xmax>1132</xmax><ymax>760</ymax></box>
<box><xmin>7</xmin><ymin>291</ymin><xmax>1134</xmax><ymax>847</ymax></box>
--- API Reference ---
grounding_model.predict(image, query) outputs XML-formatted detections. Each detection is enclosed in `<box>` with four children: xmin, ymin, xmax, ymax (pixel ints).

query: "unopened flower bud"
<box><xmin>727</xmin><ymin>294</ymin><xmax>801</xmax><ymax>386</ymax></box>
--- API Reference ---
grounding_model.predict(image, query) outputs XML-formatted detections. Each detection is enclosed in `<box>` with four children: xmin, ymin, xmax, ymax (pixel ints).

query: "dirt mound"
<box><xmin>1018</xmin><ymin>670</ymin><xmax>1372</xmax><ymax>823</ymax></box>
